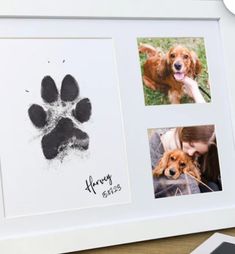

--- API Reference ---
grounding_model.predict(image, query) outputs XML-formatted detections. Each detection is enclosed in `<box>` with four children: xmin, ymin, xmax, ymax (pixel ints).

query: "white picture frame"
<box><xmin>0</xmin><ymin>0</ymin><xmax>235</xmax><ymax>253</ymax></box>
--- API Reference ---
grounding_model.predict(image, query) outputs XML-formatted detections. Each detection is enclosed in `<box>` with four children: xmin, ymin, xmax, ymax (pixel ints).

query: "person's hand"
<box><xmin>182</xmin><ymin>76</ymin><xmax>198</xmax><ymax>98</ymax></box>
<box><xmin>182</xmin><ymin>76</ymin><xmax>205</xmax><ymax>103</ymax></box>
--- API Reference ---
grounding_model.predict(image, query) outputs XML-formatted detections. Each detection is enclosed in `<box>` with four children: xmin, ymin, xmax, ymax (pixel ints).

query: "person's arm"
<box><xmin>149</xmin><ymin>132</ymin><xmax>164</xmax><ymax>169</ymax></box>
<box><xmin>182</xmin><ymin>76</ymin><xmax>205</xmax><ymax>103</ymax></box>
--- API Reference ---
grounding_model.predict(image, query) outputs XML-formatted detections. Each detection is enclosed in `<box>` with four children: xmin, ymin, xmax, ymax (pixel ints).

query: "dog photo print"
<box><xmin>0</xmin><ymin>38</ymin><xmax>130</xmax><ymax>217</ymax></box>
<box><xmin>138</xmin><ymin>37</ymin><xmax>211</xmax><ymax>105</ymax></box>
<box><xmin>148</xmin><ymin>125</ymin><xmax>221</xmax><ymax>198</ymax></box>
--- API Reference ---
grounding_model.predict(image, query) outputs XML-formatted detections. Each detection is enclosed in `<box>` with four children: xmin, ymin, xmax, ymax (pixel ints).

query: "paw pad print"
<box><xmin>28</xmin><ymin>74</ymin><xmax>92</xmax><ymax>160</ymax></box>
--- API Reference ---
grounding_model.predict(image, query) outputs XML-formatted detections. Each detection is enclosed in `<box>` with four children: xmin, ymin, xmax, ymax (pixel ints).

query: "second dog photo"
<box><xmin>148</xmin><ymin>125</ymin><xmax>221</xmax><ymax>198</ymax></box>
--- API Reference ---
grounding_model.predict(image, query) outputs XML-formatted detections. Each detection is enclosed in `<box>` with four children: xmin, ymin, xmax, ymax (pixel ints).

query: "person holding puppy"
<box><xmin>150</xmin><ymin>125</ymin><xmax>221</xmax><ymax>198</ymax></box>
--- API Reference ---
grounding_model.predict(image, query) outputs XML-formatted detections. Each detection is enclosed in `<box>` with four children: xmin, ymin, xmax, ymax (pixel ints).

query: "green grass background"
<box><xmin>138</xmin><ymin>37</ymin><xmax>211</xmax><ymax>105</ymax></box>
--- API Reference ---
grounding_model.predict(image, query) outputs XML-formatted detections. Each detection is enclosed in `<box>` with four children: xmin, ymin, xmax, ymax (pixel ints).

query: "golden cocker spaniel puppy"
<box><xmin>139</xmin><ymin>43</ymin><xmax>202</xmax><ymax>104</ymax></box>
<box><xmin>152</xmin><ymin>149</ymin><xmax>201</xmax><ymax>181</ymax></box>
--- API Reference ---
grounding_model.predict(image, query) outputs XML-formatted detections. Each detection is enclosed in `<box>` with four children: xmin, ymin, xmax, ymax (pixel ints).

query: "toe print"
<box><xmin>28</xmin><ymin>104</ymin><xmax>47</xmax><ymax>128</ymax></box>
<box><xmin>28</xmin><ymin>74</ymin><xmax>92</xmax><ymax>160</ymax></box>
<box><xmin>41</xmin><ymin>76</ymin><xmax>59</xmax><ymax>103</ymax></box>
<box><xmin>73</xmin><ymin>98</ymin><xmax>92</xmax><ymax>123</ymax></box>
<box><xmin>61</xmin><ymin>74</ymin><xmax>79</xmax><ymax>101</ymax></box>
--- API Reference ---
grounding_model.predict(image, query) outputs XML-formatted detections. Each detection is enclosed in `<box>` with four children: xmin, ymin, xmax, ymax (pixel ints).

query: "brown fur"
<box><xmin>153</xmin><ymin>149</ymin><xmax>201</xmax><ymax>181</ymax></box>
<box><xmin>139</xmin><ymin>44</ymin><xmax>202</xmax><ymax>104</ymax></box>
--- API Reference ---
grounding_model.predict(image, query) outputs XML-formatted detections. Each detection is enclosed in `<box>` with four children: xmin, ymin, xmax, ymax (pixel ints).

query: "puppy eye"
<box><xmin>170</xmin><ymin>53</ymin><xmax>175</xmax><ymax>58</ymax></box>
<box><xmin>183</xmin><ymin>54</ymin><xmax>189</xmax><ymax>59</ymax></box>
<box><xmin>180</xmin><ymin>162</ymin><xmax>186</xmax><ymax>168</ymax></box>
<box><xmin>170</xmin><ymin>156</ymin><xmax>176</xmax><ymax>161</ymax></box>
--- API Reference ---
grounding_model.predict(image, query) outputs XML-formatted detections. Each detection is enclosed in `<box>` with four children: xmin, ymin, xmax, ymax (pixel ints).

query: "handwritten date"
<box><xmin>102</xmin><ymin>184</ymin><xmax>121</xmax><ymax>198</ymax></box>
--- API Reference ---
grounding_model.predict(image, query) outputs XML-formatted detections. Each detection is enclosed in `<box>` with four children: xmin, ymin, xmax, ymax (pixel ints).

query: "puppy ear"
<box><xmin>153</xmin><ymin>151</ymin><xmax>171</xmax><ymax>177</ymax></box>
<box><xmin>190</xmin><ymin>51</ymin><xmax>202</xmax><ymax>77</ymax></box>
<box><xmin>157</xmin><ymin>54</ymin><xmax>170</xmax><ymax>78</ymax></box>
<box><xmin>183</xmin><ymin>160</ymin><xmax>201</xmax><ymax>182</ymax></box>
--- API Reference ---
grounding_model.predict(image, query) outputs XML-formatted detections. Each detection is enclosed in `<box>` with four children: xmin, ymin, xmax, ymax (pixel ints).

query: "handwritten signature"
<box><xmin>85</xmin><ymin>174</ymin><xmax>113</xmax><ymax>195</ymax></box>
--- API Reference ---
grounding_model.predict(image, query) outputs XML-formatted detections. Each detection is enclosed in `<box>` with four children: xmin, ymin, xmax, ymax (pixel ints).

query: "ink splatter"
<box><xmin>28</xmin><ymin>74</ymin><xmax>92</xmax><ymax>160</ymax></box>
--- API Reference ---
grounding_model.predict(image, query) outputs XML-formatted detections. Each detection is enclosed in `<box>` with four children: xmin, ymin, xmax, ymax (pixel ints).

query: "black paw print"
<box><xmin>28</xmin><ymin>74</ymin><xmax>92</xmax><ymax>160</ymax></box>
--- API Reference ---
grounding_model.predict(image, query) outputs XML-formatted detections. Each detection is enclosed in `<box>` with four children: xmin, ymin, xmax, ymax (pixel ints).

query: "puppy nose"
<box><xmin>169</xmin><ymin>168</ymin><xmax>176</xmax><ymax>176</ymax></box>
<box><xmin>174</xmin><ymin>62</ymin><xmax>182</xmax><ymax>71</ymax></box>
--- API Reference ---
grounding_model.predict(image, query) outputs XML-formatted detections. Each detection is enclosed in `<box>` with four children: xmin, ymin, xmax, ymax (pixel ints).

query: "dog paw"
<box><xmin>28</xmin><ymin>74</ymin><xmax>92</xmax><ymax>160</ymax></box>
